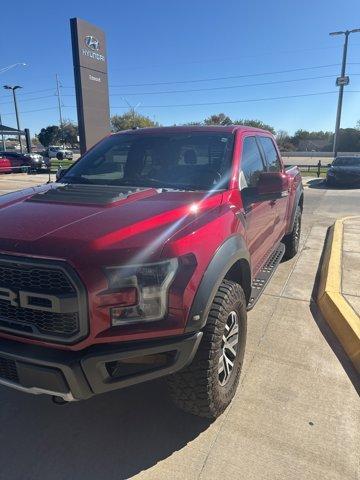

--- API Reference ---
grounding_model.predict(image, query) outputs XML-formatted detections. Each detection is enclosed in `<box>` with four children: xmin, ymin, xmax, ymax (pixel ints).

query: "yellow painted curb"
<box><xmin>317</xmin><ymin>217</ymin><xmax>360</xmax><ymax>372</ymax></box>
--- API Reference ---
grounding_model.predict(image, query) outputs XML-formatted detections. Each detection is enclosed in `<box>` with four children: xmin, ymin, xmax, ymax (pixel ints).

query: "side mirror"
<box><xmin>327</xmin><ymin>163</ymin><xmax>331</xmax><ymax>167</ymax></box>
<box><xmin>56</xmin><ymin>167</ymin><xmax>68</xmax><ymax>181</ymax></box>
<box><xmin>257</xmin><ymin>172</ymin><xmax>289</xmax><ymax>197</ymax></box>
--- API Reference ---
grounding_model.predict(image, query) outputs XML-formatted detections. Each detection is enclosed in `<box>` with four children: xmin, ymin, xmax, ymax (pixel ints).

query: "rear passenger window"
<box><xmin>240</xmin><ymin>137</ymin><xmax>267</xmax><ymax>188</ymax></box>
<box><xmin>258</xmin><ymin>136</ymin><xmax>281</xmax><ymax>172</ymax></box>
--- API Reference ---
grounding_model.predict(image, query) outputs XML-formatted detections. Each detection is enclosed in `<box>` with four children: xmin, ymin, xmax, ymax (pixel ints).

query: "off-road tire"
<box><xmin>167</xmin><ymin>280</ymin><xmax>247</xmax><ymax>419</ymax></box>
<box><xmin>283</xmin><ymin>206</ymin><xmax>301</xmax><ymax>260</ymax></box>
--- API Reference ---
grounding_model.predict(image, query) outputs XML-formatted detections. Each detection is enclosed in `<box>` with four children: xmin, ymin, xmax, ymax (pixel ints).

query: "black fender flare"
<box><xmin>185</xmin><ymin>234</ymin><xmax>251</xmax><ymax>333</ymax></box>
<box><xmin>287</xmin><ymin>186</ymin><xmax>303</xmax><ymax>234</ymax></box>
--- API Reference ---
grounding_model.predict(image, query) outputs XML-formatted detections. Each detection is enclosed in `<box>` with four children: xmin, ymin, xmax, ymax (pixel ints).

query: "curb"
<box><xmin>317</xmin><ymin>217</ymin><xmax>360</xmax><ymax>372</ymax></box>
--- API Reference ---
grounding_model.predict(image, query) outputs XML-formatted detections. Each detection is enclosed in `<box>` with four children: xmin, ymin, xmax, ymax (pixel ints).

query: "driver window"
<box><xmin>240</xmin><ymin>137</ymin><xmax>267</xmax><ymax>190</ymax></box>
<box><xmin>258</xmin><ymin>136</ymin><xmax>282</xmax><ymax>172</ymax></box>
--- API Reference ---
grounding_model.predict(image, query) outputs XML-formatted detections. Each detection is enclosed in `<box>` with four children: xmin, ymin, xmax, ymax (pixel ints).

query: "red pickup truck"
<box><xmin>0</xmin><ymin>126</ymin><xmax>303</xmax><ymax>418</ymax></box>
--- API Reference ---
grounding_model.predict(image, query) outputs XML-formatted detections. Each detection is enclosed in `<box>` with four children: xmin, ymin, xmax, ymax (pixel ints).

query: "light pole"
<box><xmin>330</xmin><ymin>28</ymin><xmax>360</xmax><ymax>157</ymax></box>
<box><xmin>3</xmin><ymin>85</ymin><xmax>23</xmax><ymax>153</ymax></box>
<box><xmin>0</xmin><ymin>113</ymin><xmax>5</xmax><ymax>151</ymax></box>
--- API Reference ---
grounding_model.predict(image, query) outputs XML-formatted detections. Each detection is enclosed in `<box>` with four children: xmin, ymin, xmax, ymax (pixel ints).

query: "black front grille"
<box><xmin>0</xmin><ymin>356</ymin><xmax>19</xmax><ymax>383</ymax></box>
<box><xmin>0</xmin><ymin>257</ymin><xmax>87</xmax><ymax>343</ymax></box>
<box><xmin>0</xmin><ymin>300</ymin><xmax>79</xmax><ymax>337</ymax></box>
<box><xmin>0</xmin><ymin>264</ymin><xmax>74</xmax><ymax>294</ymax></box>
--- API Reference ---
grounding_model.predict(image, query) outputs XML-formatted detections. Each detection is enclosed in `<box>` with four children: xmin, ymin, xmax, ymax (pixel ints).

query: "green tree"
<box><xmin>111</xmin><ymin>111</ymin><xmax>159</xmax><ymax>131</ymax></box>
<box><xmin>232</xmin><ymin>119</ymin><xmax>275</xmax><ymax>134</ymax></box>
<box><xmin>38</xmin><ymin>125</ymin><xmax>60</xmax><ymax>147</ymax></box>
<box><xmin>203</xmin><ymin>113</ymin><xmax>232</xmax><ymax>126</ymax></box>
<box><xmin>59</xmin><ymin>120</ymin><xmax>78</xmax><ymax>147</ymax></box>
<box><xmin>31</xmin><ymin>136</ymin><xmax>41</xmax><ymax>147</ymax></box>
<box><xmin>276</xmin><ymin>130</ymin><xmax>295</xmax><ymax>151</ymax></box>
<box><xmin>338</xmin><ymin>128</ymin><xmax>360</xmax><ymax>152</ymax></box>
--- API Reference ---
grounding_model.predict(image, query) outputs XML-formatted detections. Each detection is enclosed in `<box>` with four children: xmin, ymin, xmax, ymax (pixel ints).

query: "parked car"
<box><xmin>0</xmin><ymin>126</ymin><xmax>303</xmax><ymax>418</ymax></box>
<box><xmin>24</xmin><ymin>153</ymin><xmax>51</xmax><ymax>172</ymax></box>
<box><xmin>0</xmin><ymin>151</ymin><xmax>32</xmax><ymax>173</ymax></box>
<box><xmin>327</xmin><ymin>156</ymin><xmax>360</xmax><ymax>187</ymax></box>
<box><xmin>45</xmin><ymin>146</ymin><xmax>73</xmax><ymax>160</ymax></box>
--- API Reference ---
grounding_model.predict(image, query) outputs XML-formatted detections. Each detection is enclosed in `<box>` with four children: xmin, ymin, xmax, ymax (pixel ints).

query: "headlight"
<box><xmin>105</xmin><ymin>258</ymin><xmax>178</xmax><ymax>325</ymax></box>
<box><xmin>327</xmin><ymin>170</ymin><xmax>335</xmax><ymax>176</ymax></box>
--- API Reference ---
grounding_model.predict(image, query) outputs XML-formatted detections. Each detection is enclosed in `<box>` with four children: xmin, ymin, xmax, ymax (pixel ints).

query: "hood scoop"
<box><xmin>27</xmin><ymin>184</ymin><xmax>149</xmax><ymax>206</ymax></box>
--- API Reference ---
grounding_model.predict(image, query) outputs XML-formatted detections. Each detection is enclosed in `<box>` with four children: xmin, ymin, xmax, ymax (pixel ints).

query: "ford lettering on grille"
<box><xmin>0</xmin><ymin>287</ymin><xmax>77</xmax><ymax>313</ymax></box>
<box><xmin>0</xmin><ymin>256</ymin><xmax>88</xmax><ymax>343</ymax></box>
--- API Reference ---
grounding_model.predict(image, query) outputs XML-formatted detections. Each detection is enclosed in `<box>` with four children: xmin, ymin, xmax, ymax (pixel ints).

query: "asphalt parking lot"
<box><xmin>0</xmin><ymin>173</ymin><xmax>55</xmax><ymax>196</ymax></box>
<box><xmin>0</xmin><ymin>175</ymin><xmax>359</xmax><ymax>479</ymax></box>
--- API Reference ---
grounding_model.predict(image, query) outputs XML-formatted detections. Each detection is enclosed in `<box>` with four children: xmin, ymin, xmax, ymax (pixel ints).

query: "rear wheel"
<box><xmin>283</xmin><ymin>206</ymin><xmax>301</xmax><ymax>260</ymax></box>
<box><xmin>167</xmin><ymin>280</ymin><xmax>247</xmax><ymax>419</ymax></box>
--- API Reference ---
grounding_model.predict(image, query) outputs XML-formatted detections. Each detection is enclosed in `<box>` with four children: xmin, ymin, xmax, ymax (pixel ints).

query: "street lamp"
<box><xmin>0</xmin><ymin>64</ymin><xmax>26</xmax><ymax>151</ymax></box>
<box><xmin>330</xmin><ymin>28</ymin><xmax>360</xmax><ymax>157</ymax></box>
<box><xmin>3</xmin><ymin>85</ymin><xmax>23</xmax><ymax>153</ymax></box>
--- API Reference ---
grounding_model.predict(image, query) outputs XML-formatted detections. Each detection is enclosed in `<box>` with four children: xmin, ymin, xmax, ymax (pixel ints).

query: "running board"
<box><xmin>247</xmin><ymin>243</ymin><xmax>285</xmax><ymax>311</ymax></box>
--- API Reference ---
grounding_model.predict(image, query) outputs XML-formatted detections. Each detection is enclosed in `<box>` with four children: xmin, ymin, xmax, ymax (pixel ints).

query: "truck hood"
<box><xmin>0</xmin><ymin>183</ymin><xmax>223</xmax><ymax>264</ymax></box>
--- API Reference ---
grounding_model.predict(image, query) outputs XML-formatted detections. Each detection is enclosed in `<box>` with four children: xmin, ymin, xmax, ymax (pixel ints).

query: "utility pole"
<box><xmin>0</xmin><ymin>113</ymin><xmax>5</xmax><ymax>151</ymax></box>
<box><xmin>330</xmin><ymin>28</ymin><xmax>360</xmax><ymax>157</ymax></box>
<box><xmin>55</xmin><ymin>74</ymin><xmax>63</xmax><ymax>126</ymax></box>
<box><xmin>3</xmin><ymin>85</ymin><xmax>23</xmax><ymax>153</ymax></box>
<box><xmin>55</xmin><ymin>74</ymin><xmax>64</xmax><ymax>147</ymax></box>
<box><xmin>122</xmin><ymin>97</ymin><xmax>141</xmax><ymax>128</ymax></box>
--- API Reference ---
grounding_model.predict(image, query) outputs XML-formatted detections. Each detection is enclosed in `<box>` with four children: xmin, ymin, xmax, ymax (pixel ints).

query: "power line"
<box><xmin>108</xmin><ymin>63</ymin><xmax>347</xmax><ymax>88</ymax></box>
<box><xmin>4</xmin><ymin>70</ymin><xmax>357</xmax><ymax>104</ymax></box>
<box><xmin>1</xmin><ymin>106</ymin><xmax>58</xmax><ymax>116</ymax></box>
<box><xmin>59</xmin><ymin>63</ymin><xmax>344</xmax><ymax>92</ymax></box>
<box><xmin>3</xmin><ymin>90</ymin><xmax>360</xmax><ymax>116</ymax></box>
<box><xmin>108</xmin><ymin>74</ymin><xmax>350</xmax><ymax>96</ymax></box>
<box><xmin>16</xmin><ymin>88</ymin><xmax>54</xmax><ymax>96</ymax></box>
<box><xmin>107</xmin><ymin>44</ymin><xmax>360</xmax><ymax>72</ymax></box>
<box><xmin>108</xmin><ymin>90</ymin><xmax>360</xmax><ymax>109</ymax></box>
<box><xmin>58</xmin><ymin>73</ymin><xmax>360</xmax><ymax>98</ymax></box>
<box><xmin>0</xmin><ymin>94</ymin><xmax>55</xmax><ymax>106</ymax></box>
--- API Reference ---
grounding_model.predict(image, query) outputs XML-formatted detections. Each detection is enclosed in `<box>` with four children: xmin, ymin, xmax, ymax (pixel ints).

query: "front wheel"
<box><xmin>167</xmin><ymin>280</ymin><xmax>247</xmax><ymax>419</ymax></box>
<box><xmin>283</xmin><ymin>206</ymin><xmax>302</xmax><ymax>260</ymax></box>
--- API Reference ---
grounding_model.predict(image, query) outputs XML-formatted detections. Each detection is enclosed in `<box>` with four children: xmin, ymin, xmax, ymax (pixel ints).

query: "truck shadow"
<box><xmin>0</xmin><ymin>379</ymin><xmax>211</xmax><ymax>479</ymax></box>
<box><xmin>307</xmin><ymin>178</ymin><xmax>360</xmax><ymax>190</ymax></box>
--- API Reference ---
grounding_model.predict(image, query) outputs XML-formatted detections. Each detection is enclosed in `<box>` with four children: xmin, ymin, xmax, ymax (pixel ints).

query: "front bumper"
<box><xmin>327</xmin><ymin>173</ymin><xmax>360</xmax><ymax>186</ymax></box>
<box><xmin>0</xmin><ymin>332</ymin><xmax>202</xmax><ymax>401</ymax></box>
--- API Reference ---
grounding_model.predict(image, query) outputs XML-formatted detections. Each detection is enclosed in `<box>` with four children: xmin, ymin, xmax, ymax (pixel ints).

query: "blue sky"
<box><xmin>1</xmin><ymin>0</ymin><xmax>360</xmax><ymax>136</ymax></box>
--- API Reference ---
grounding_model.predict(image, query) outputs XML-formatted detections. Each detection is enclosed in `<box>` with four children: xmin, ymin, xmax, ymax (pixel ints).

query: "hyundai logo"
<box><xmin>85</xmin><ymin>35</ymin><xmax>100</xmax><ymax>51</ymax></box>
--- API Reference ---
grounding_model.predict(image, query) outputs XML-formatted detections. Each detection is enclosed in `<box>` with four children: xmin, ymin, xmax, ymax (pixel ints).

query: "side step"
<box><xmin>247</xmin><ymin>243</ymin><xmax>285</xmax><ymax>311</ymax></box>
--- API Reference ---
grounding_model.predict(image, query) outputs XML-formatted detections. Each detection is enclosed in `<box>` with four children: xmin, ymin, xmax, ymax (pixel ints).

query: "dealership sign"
<box><xmin>70</xmin><ymin>18</ymin><xmax>110</xmax><ymax>154</ymax></box>
<box><xmin>82</xmin><ymin>35</ymin><xmax>105</xmax><ymax>61</ymax></box>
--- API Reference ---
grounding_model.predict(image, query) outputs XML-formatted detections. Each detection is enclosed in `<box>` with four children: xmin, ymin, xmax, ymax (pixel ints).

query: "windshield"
<box><xmin>333</xmin><ymin>157</ymin><xmax>360</xmax><ymax>167</ymax></box>
<box><xmin>60</xmin><ymin>132</ymin><xmax>235</xmax><ymax>191</ymax></box>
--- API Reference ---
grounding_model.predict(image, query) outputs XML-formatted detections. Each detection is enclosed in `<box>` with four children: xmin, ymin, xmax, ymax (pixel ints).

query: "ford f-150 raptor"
<box><xmin>0</xmin><ymin>126</ymin><xmax>303</xmax><ymax>418</ymax></box>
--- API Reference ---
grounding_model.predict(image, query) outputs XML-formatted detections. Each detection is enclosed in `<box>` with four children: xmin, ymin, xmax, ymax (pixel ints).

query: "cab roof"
<box><xmin>113</xmin><ymin>125</ymin><xmax>272</xmax><ymax>136</ymax></box>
